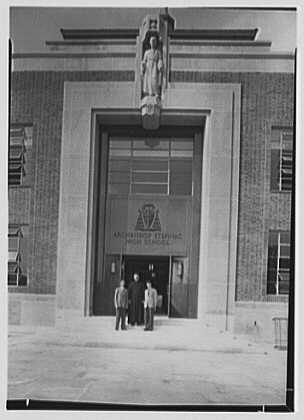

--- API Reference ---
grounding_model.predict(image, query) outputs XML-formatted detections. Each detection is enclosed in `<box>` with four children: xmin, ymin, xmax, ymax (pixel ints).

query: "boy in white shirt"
<box><xmin>144</xmin><ymin>280</ymin><xmax>157</xmax><ymax>331</ymax></box>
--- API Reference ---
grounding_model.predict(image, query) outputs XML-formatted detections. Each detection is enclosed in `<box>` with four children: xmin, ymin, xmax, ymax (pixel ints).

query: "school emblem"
<box><xmin>135</xmin><ymin>203</ymin><xmax>161</xmax><ymax>232</ymax></box>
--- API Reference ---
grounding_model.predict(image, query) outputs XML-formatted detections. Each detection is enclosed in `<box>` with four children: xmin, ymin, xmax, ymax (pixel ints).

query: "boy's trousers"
<box><xmin>115</xmin><ymin>307</ymin><xmax>126</xmax><ymax>330</ymax></box>
<box><xmin>144</xmin><ymin>307</ymin><xmax>154</xmax><ymax>330</ymax></box>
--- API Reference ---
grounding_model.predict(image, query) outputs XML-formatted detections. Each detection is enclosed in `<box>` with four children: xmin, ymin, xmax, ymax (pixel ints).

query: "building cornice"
<box><xmin>12</xmin><ymin>52</ymin><xmax>136</xmax><ymax>59</ymax></box>
<box><xmin>171</xmin><ymin>28</ymin><xmax>258</xmax><ymax>41</ymax></box>
<box><xmin>171</xmin><ymin>52</ymin><xmax>295</xmax><ymax>60</ymax></box>
<box><xmin>46</xmin><ymin>39</ymin><xmax>136</xmax><ymax>46</ymax></box>
<box><xmin>12</xmin><ymin>51</ymin><xmax>295</xmax><ymax>60</ymax></box>
<box><xmin>170</xmin><ymin>40</ymin><xmax>272</xmax><ymax>48</ymax></box>
<box><xmin>60</xmin><ymin>28</ymin><xmax>259</xmax><ymax>42</ymax></box>
<box><xmin>60</xmin><ymin>28</ymin><xmax>139</xmax><ymax>40</ymax></box>
<box><xmin>45</xmin><ymin>39</ymin><xmax>272</xmax><ymax>48</ymax></box>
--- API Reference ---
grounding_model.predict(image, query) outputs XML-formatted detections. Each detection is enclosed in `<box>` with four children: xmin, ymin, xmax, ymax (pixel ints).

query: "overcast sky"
<box><xmin>10</xmin><ymin>7</ymin><xmax>296</xmax><ymax>54</ymax></box>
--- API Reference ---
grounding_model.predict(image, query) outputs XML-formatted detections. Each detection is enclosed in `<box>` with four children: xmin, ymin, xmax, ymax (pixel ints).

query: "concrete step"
<box><xmin>9</xmin><ymin>317</ymin><xmax>274</xmax><ymax>355</ymax></box>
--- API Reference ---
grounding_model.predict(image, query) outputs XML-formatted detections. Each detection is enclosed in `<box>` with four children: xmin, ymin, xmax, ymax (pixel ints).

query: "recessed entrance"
<box><xmin>92</xmin><ymin>126</ymin><xmax>203</xmax><ymax>319</ymax></box>
<box><xmin>124</xmin><ymin>255</ymin><xmax>170</xmax><ymax>315</ymax></box>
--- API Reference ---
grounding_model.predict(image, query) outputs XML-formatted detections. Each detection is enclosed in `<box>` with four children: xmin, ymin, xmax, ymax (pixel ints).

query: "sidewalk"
<box><xmin>8</xmin><ymin>317</ymin><xmax>287</xmax><ymax>405</ymax></box>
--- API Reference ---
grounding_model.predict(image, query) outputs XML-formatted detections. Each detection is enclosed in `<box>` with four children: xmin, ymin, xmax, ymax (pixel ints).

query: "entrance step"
<box><xmin>57</xmin><ymin>315</ymin><xmax>209</xmax><ymax>332</ymax></box>
<box><xmin>9</xmin><ymin>316</ymin><xmax>274</xmax><ymax>355</ymax></box>
<box><xmin>39</xmin><ymin>316</ymin><xmax>272</xmax><ymax>354</ymax></box>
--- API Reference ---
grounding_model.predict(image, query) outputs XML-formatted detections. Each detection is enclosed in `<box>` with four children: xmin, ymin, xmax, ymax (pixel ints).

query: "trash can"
<box><xmin>272</xmin><ymin>317</ymin><xmax>288</xmax><ymax>350</ymax></box>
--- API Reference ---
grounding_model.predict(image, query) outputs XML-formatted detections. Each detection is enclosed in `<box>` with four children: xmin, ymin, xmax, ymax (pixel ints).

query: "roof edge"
<box><xmin>60</xmin><ymin>28</ymin><xmax>259</xmax><ymax>42</ymax></box>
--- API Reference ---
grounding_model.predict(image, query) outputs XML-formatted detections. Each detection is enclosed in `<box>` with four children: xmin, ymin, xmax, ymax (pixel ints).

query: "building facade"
<box><xmin>8</xmin><ymin>11</ymin><xmax>294</xmax><ymax>341</ymax></box>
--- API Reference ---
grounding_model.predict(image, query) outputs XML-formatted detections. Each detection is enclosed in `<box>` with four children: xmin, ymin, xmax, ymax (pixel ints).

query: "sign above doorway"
<box><xmin>106</xmin><ymin>198</ymin><xmax>190</xmax><ymax>255</ymax></box>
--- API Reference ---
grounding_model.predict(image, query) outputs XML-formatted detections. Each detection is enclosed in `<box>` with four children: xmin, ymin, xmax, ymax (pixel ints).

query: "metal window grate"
<box><xmin>108</xmin><ymin>136</ymin><xmax>193</xmax><ymax>196</ymax></box>
<box><xmin>7</xmin><ymin>226</ymin><xmax>28</xmax><ymax>287</ymax></box>
<box><xmin>9</xmin><ymin>127</ymin><xmax>26</xmax><ymax>186</ymax></box>
<box><xmin>270</xmin><ymin>127</ymin><xmax>293</xmax><ymax>192</ymax></box>
<box><xmin>267</xmin><ymin>230</ymin><xmax>290</xmax><ymax>296</ymax></box>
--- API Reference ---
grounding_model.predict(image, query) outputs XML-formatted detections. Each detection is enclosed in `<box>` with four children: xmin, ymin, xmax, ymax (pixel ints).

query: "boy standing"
<box><xmin>144</xmin><ymin>280</ymin><xmax>157</xmax><ymax>331</ymax></box>
<box><xmin>114</xmin><ymin>280</ymin><xmax>128</xmax><ymax>330</ymax></box>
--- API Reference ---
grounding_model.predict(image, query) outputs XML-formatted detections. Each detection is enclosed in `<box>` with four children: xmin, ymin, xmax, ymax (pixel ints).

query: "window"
<box><xmin>270</xmin><ymin>127</ymin><xmax>293</xmax><ymax>192</ymax></box>
<box><xmin>9</xmin><ymin>125</ymin><xmax>33</xmax><ymax>186</ymax></box>
<box><xmin>8</xmin><ymin>226</ymin><xmax>28</xmax><ymax>287</ymax></box>
<box><xmin>108</xmin><ymin>136</ymin><xmax>193</xmax><ymax>196</ymax></box>
<box><xmin>267</xmin><ymin>230</ymin><xmax>290</xmax><ymax>295</ymax></box>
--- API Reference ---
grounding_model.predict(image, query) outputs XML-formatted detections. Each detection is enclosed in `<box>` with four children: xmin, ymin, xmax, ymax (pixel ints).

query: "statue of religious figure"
<box><xmin>141</xmin><ymin>36</ymin><xmax>163</xmax><ymax>98</ymax></box>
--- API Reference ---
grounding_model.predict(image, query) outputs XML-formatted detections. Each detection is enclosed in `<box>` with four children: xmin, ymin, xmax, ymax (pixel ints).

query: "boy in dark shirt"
<box><xmin>114</xmin><ymin>280</ymin><xmax>128</xmax><ymax>330</ymax></box>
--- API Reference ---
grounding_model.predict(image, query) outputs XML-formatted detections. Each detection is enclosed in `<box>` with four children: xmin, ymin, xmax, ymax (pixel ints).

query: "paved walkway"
<box><xmin>8</xmin><ymin>317</ymin><xmax>287</xmax><ymax>405</ymax></box>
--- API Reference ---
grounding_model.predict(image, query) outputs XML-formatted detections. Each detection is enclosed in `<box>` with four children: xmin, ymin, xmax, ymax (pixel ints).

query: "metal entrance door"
<box><xmin>124</xmin><ymin>256</ymin><xmax>170</xmax><ymax>315</ymax></box>
<box><xmin>170</xmin><ymin>257</ymin><xmax>189</xmax><ymax>317</ymax></box>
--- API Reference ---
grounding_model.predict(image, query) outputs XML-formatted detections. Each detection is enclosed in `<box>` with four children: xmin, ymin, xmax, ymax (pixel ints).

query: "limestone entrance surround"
<box><xmin>56</xmin><ymin>81</ymin><xmax>240</xmax><ymax>331</ymax></box>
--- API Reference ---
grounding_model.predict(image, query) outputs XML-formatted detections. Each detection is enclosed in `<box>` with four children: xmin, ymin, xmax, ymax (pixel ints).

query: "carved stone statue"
<box><xmin>138</xmin><ymin>12</ymin><xmax>175</xmax><ymax>129</ymax></box>
<box><xmin>141</xmin><ymin>36</ymin><xmax>163</xmax><ymax>98</ymax></box>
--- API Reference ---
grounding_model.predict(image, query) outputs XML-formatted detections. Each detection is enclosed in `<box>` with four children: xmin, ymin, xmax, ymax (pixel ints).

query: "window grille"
<box><xmin>270</xmin><ymin>127</ymin><xmax>293</xmax><ymax>192</ymax></box>
<box><xmin>9</xmin><ymin>127</ymin><xmax>26</xmax><ymax>186</ymax></box>
<box><xmin>8</xmin><ymin>226</ymin><xmax>28</xmax><ymax>287</ymax></box>
<box><xmin>267</xmin><ymin>230</ymin><xmax>290</xmax><ymax>295</ymax></box>
<box><xmin>108</xmin><ymin>136</ymin><xmax>193</xmax><ymax>196</ymax></box>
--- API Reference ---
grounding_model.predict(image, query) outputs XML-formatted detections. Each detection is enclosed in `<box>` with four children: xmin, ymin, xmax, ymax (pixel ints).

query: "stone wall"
<box><xmin>10</xmin><ymin>70</ymin><xmax>293</xmax><ymax>302</ymax></box>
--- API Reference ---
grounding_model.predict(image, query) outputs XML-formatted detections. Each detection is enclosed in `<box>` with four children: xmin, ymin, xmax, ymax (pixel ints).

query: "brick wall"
<box><xmin>10</xmin><ymin>70</ymin><xmax>294</xmax><ymax>300</ymax></box>
<box><xmin>9</xmin><ymin>71</ymin><xmax>134</xmax><ymax>294</ymax></box>
<box><xmin>171</xmin><ymin>71</ymin><xmax>294</xmax><ymax>301</ymax></box>
<box><xmin>8</xmin><ymin>188</ymin><xmax>31</xmax><ymax>225</ymax></box>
